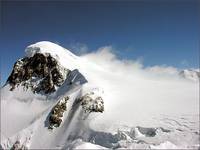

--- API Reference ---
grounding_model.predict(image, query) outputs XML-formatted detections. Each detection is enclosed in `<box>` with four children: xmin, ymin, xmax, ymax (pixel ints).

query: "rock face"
<box><xmin>7</xmin><ymin>53</ymin><xmax>70</xmax><ymax>94</ymax></box>
<box><xmin>64</xmin><ymin>69</ymin><xmax>88</xmax><ymax>85</ymax></box>
<box><xmin>10</xmin><ymin>141</ymin><xmax>28</xmax><ymax>150</ymax></box>
<box><xmin>79</xmin><ymin>92</ymin><xmax>104</xmax><ymax>113</ymax></box>
<box><xmin>48</xmin><ymin>96</ymin><xmax>69</xmax><ymax>129</ymax></box>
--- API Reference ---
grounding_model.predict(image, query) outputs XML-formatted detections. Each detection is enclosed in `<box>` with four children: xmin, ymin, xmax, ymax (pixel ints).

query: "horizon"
<box><xmin>1</xmin><ymin>0</ymin><xmax>199</xmax><ymax>85</ymax></box>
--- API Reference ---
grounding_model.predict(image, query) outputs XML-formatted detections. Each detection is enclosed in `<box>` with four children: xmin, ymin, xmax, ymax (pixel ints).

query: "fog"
<box><xmin>1</xmin><ymin>42</ymin><xmax>199</xmax><ymax>149</ymax></box>
<box><xmin>80</xmin><ymin>46</ymin><xmax>199</xmax><ymax>127</ymax></box>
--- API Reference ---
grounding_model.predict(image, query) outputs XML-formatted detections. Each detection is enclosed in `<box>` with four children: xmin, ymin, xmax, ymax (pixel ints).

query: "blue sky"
<box><xmin>1</xmin><ymin>0</ymin><xmax>199</xmax><ymax>85</ymax></box>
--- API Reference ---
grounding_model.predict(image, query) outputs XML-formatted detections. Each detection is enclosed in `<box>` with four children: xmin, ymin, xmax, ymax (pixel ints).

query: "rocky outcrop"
<box><xmin>48</xmin><ymin>96</ymin><xmax>69</xmax><ymax>129</ymax></box>
<box><xmin>64</xmin><ymin>69</ymin><xmax>88</xmax><ymax>85</ymax></box>
<box><xmin>7</xmin><ymin>53</ymin><xmax>70</xmax><ymax>94</ymax></box>
<box><xmin>10</xmin><ymin>141</ymin><xmax>28</xmax><ymax>150</ymax></box>
<box><xmin>79</xmin><ymin>92</ymin><xmax>104</xmax><ymax>113</ymax></box>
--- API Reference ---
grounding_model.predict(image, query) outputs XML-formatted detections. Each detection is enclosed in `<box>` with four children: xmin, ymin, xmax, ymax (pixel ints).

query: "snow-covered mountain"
<box><xmin>179</xmin><ymin>69</ymin><xmax>200</xmax><ymax>82</ymax></box>
<box><xmin>1</xmin><ymin>41</ymin><xmax>199</xmax><ymax>149</ymax></box>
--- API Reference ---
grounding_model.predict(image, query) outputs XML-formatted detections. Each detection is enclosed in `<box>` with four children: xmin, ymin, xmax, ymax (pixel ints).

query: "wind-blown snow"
<box><xmin>81</xmin><ymin>46</ymin><xmax>199</xmax><ymax>119</ymax></box>
<box><xmin>1</xmin><ymin>41</ymin><xmax>199</xmax><ymax>149</ymax></box>
<box><xmin>25</xmin><ymin>41</ymin><xmax>79</xmax><ymax>70</ymax></box>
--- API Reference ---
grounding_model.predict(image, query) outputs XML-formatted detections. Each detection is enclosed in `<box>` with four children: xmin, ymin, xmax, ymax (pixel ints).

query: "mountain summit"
<box><xmin>1</xmin><ymin>41</ymin><xmax>199</xmax><ymax>149</ymax></box>
<box><xmin>6</xmin><ymin>41</ymin><xmax>87</xmax><ymax>94</ymax></box>
<box><xmin>1</xmin><ymin>41</ymin><xmax>104</xmax><ymax>149</ymax></box>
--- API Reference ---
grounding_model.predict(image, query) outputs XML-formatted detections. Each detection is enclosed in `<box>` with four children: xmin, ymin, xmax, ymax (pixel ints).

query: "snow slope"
<box><xmin>25</xmin><ymin>41</ymin><xmax>79</xmax><ymax>70</ymax></box>
<box><xmin>1</xmin><ymin>41</ymin><xmax>199</xmax><ymax>149</ymax></box>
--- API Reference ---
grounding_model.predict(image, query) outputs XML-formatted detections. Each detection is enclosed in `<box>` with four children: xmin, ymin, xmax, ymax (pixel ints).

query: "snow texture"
<box><xmin>1</xmin><ymin>41</ymin><xmax>199</xmax><ymax>149</ymax></box>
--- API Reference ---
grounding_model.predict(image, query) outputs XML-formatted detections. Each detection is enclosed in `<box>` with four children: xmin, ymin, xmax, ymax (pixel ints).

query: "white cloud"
<box><xmin>82</xmin><ymin>46</ymin><xmax>143</xmax><ymax>73</ymax></box>
<box><xmin>145</xmin><ymin>65</ymin><xmax>179</xmax><ymax>75</ymax></box>
<box><xmin>80</xmin><ymin>46</ymin><xmax>199</xmax><ymax>127</ymax></box>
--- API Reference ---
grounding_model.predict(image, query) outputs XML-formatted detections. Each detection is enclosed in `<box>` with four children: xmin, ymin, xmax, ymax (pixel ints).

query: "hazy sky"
<box><xmin>1</xmin><ymin>0</ymin><xmax>199</xmax><ymax>84</ymax></box>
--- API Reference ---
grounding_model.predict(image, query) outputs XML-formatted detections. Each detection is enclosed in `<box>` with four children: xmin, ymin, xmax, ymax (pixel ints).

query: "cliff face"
<box><xmin>7</xmin><ymin>53</ymin><xmax>70</xmax><ymax>94</ymax></box>
<box><xmin>1</xmin><ymin>41</ymin><xmax>103</xmax><ymax>149</ymax></box>
<box><xmin>80</xmin><ymin>92</ymin><xmax>104</xmax><ymax>113</ymax></box>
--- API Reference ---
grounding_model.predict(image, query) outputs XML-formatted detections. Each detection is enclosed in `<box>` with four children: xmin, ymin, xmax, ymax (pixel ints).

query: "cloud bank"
<box><xmin>78</xmin><ymin>46</ymin><xmax>199</xmax><ymax>127</ymax></box>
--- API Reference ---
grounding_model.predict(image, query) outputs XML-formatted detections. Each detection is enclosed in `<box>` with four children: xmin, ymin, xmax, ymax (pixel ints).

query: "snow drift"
<box><xmin>1</xmin><ymin>41</ymin><xmax>199</xmax><ymax>149</ymax></box>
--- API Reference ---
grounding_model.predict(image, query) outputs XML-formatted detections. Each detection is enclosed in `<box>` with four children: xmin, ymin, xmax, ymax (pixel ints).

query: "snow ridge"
<box><xmin>1</xmin><ymin>41</ymin><xmax>199</xmax><ymax>149</ymax></box>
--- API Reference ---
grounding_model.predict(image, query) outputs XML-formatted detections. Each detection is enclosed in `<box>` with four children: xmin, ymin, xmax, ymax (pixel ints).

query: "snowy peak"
<box><xmin>25</xmin><ymin>41</ymin><xmax>80</xmax><ymax>70</ymax></box>
<box><xmin>179</xmin><ymin>69</ymin><xmax>200</xmax><ymax>82</ymax></box>
<box><xmin>25</xmin><ymin>41</ymin><xmax>77</xmax><ymax>59</ymax></box>
<box><xmin>1</xmin><ymin>41</ymin><xmax>199</xmax><ymax>149</ymax></box>
<box><xmin>6</xmin><ymin>41</ymin><xmax>86</xmax><ymax>94</ymax></box>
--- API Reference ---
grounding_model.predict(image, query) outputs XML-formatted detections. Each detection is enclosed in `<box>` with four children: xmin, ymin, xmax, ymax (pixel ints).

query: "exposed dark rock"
<box><xmin>64</xmin><ymin>69</ymin><xmax>87</xmax><ymax>85</ymax></box>
<box><xmin>35</xmin><ymin>73</ymin><xmax>55</xmax><ymax>94</ymax></box>
<box><xmin>10</xmin><ymin>140</ymin><xmax>28</xmax><ymax>150</ymax></box>
<box><xmin>10</xmin><ymin>141</ymin><xmax>21</xmax><ymax>150</ymax></box>
<box><xmin>7</xmin><ymin>53</ymin><xmax>70</xmax><ymax>94</ymax></box>
<box><xmin>79</xmin><ymin>92</ymin><xmax>104</xmax><ymax>113</ymax></box>
<box><xmin>48</xmin><ymin>96</ymin><xmax>69</xmax><ymax>129</ymax></box>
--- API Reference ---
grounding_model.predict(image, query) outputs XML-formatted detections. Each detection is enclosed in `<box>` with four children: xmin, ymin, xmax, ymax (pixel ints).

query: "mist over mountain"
<box><xmin>1</xmin><ymin>41</ymin><xmax>199</xmax><ymax>149</ymax></box>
